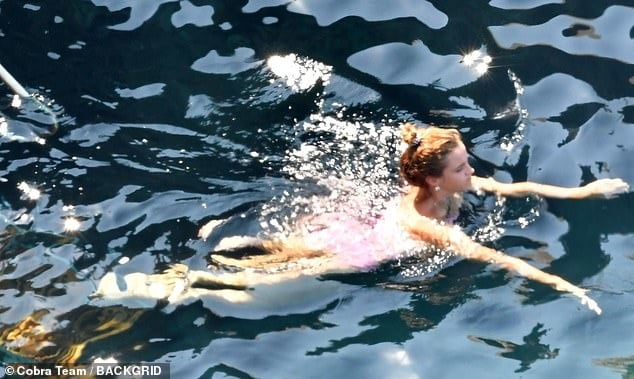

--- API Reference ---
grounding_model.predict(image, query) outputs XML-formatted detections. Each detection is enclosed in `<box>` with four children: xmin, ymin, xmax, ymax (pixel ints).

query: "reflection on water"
<box><xmin>172</xmin><ymin>1</ymin><xmax>215</xmax><ymax>28</ymax></box>
<box><xmin>242</xmin><ymin>0</ymin><xmax>448</xmax><ymax>28</ymax></box>
<box><xmin>192</xmin><ymin>48</ymin><xmax>261</xmax><ymax>75</ymax></box>
<box><xmin>0</xmin><ymin>306</ymin><xmax>143</xmax><ymax>363</ymax></box>
<box><xmin>468</xmin><ymin>323</ymin><xmax>559</xmax><ymax>373</ymax></box>
<box><xmin>348</xmin><ymin>41</ymin><xmax>482</xmax><ymax>90</ymax></box>
<box><xmin>489</xmin><ymin>6</ymin><xmax>634</xmax><ymax>64</ymax></box>
<box><xmin>0</xmin><ymin>93</ymin><xmax>60</xmax><ymax>144</ymax></box>
<box><xmin>594</xmin><ymin>354</ymin><xmax>634</xmax><ymax>378</ymax></box>
<box><xmin>1</xmin><ymin>0</ymin><xmax>634</xmax><ymax>377</ymax></box>
<box><xmin>489</xmin><ymin>0</ymin><xmax>563</xmax><ymax>10</ymax></box>
<box><xmin>88</xmin><ymin>0</ymin><xmax>179</xmax><ymax>31</ymax></box>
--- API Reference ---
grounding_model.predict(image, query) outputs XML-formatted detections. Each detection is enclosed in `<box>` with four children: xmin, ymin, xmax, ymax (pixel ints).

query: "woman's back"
<box><xmin>299</xmin><ymin>197</ymin><xmax>432</xmax><ymax>270</ymax></box>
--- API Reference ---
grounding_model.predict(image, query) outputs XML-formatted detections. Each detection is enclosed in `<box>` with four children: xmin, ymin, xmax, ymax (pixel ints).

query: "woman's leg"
<box><xmin>210</xmin><ymin>236</ymin><xmax>332</xmax><ymax>271</ymax></box>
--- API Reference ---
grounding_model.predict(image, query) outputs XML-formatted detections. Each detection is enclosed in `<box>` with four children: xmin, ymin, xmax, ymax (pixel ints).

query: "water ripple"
<box><xmin>489</xmin><ymin>0</ymin><xmax>563</xmax><ymax>10</ymax></box>
<box><xmin>348</xmin><ymin>41</ymin><xmax>482</xmax><ymax>90</ymax></box>
<box><xmin>243</xmin><ymin>0</ymin><xmax>448</xmax><ymax>29</ymax></box>
<box><xmin>489</xmin><ymin>6</ymin><xmax>634</xmax><ymax>64</ymax></box>
<box><xmin>171</xmin><ymin>0</ymin><xmax>214</xmax><ymax>28</ymax></box>
<box><xmin>2</xmin><ymin>0</ymin><xmax>634</xmax><ymax>374</ymax></box>
<box><xmin>90</xmin><ymin>0</ymin><xmax>178</xmax><ymax>31</ymax></box>
<box><xmin>192</xmin><ymin>48</ymin><xmax>262</xmax><ymax>76</ymax></box>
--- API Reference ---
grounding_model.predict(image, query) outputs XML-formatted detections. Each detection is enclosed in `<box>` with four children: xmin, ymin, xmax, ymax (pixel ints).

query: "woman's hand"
<box><xmin>581</xmin><ymin>178</ymin><xmax>629</xmax><ymax>199</ymax></box>
<box><xmin>569</xmin><ymin>287</ymin><xmax>602</xmax><ymax>315</ymax></box>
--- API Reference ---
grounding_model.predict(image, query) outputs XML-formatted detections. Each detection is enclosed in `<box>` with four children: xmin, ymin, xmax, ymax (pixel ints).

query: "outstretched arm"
<box><xmin>471</xmin><ymin>176</ymin><xmax>629</xmax><ymax>199</ymax></box>
<box><xmin>403</xmin><ymin>216</ymin><xmax>601</xmax><ymax>314</ymax></box>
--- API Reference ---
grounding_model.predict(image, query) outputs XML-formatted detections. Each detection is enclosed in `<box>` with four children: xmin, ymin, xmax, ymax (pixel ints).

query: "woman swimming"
<box><xmin>194</xmin><ymin>123</ymin><xmax>628</xmax><ymax>314</ymax></box>
<box><xmin>93</xmin><ymin>123</ymin><xmax>628</xmax><ymax>312</ymax></box>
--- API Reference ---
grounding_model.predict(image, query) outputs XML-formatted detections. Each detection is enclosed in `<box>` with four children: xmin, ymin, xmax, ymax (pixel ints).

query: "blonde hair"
<box><xmin>399</xmin><ymin>123</ymin><xmax>463</xmax><ymax>195</ymax></box>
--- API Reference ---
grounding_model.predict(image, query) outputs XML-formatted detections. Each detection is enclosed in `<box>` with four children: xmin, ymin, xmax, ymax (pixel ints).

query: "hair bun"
<box><xmin>400</xmin><ymin>122</ymin><xmax>419</xmax><ymax>145</ymax></box>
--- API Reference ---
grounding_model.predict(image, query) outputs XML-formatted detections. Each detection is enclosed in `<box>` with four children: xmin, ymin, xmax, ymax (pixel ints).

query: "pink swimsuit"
<box><xmin>300</xmin><ymin>199</ymin><xmax>431</xmax><ymax>269</ymax></box>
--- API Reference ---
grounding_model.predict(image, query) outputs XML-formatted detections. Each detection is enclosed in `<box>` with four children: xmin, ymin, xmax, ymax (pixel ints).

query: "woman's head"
<box><xmin>399</xmin><ymin>123</ymin><xmax>472</xmax><ymax>195</ymax></box>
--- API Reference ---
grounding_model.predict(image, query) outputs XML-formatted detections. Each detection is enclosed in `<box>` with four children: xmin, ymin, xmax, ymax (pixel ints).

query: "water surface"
<box><xmin>1</xmin><ymin>0</ymin><xmax>633</xmax><ymax>378</ymax></box>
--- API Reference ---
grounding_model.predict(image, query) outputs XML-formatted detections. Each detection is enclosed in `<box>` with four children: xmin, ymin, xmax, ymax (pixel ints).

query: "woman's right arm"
<box><xmin>403</xmin><ymin>216</ymin><xmax>602</xmax><ymax>314</ymax></box>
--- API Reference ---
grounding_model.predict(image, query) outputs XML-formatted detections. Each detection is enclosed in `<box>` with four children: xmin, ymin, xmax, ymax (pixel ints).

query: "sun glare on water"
<box><xmin>17</xmin><ymin>182</ymin><xmax>41</xmax><ymax>201</ymax></box>
<box><xmin>462</xmin><ymin>50</ymin><xmax>492</xmax><ymax>74</ymax></box>
<box><xmin>63</xmin><ymin>217</ymin><xmax>81</xmax><ymax>232</ymax></box>
<box><xmin>266</xmin><ymin>54</ymin><xmax>332</xmax><ymax>92</ymax></box>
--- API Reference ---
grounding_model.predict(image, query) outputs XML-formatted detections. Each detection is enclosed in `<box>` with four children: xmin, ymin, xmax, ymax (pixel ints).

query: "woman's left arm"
<box><xmin>471</xmin><ymin>176</ymin><xmax>629</xmax><ymax>199</ymax></box>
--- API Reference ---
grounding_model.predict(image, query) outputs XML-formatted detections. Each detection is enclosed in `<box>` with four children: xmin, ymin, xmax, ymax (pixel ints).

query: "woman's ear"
<box><xmin>425</xmin><ymin>176</ymin><xmax>440</xmax><ymax>189</ymax></box>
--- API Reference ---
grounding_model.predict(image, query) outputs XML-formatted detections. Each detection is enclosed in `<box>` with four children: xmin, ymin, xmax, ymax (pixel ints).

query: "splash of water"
<box><xmin>471</xmin><ymin>195</ymin><xmax>507</xmax><ymax>243</ymax></box>
<box><xmin>259</xmin><ymin>112</ymin><xmax>402</xmax><ymax>237</ymax></box>
<box><xmin>258</xmin><ymin>54</ymin><xmax>402</xmax><ymax>237</ymax></box>
<box><xmin>397</xmin><ymin>243</ymin><xmax>458</xmax><ymax>278</ymax></box>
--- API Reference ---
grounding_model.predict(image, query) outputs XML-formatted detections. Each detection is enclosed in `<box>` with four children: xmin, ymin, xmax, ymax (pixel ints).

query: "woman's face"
<box><xmin>438</xmin><ymin>143</ymin><xmax>474</xmax><ymax>193</ymax></box>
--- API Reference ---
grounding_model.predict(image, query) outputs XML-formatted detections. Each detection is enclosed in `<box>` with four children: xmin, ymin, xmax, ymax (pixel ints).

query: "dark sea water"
<box><xmin>1</xmin><ymin>0</ymin><xmax>634</xmax><ymax>377</ymax></box>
